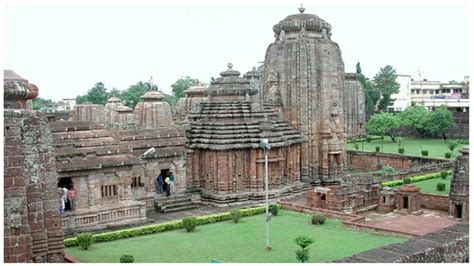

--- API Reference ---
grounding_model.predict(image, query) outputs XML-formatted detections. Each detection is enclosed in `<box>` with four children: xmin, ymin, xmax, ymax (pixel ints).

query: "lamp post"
<box><xmin>259</xmin><ymin>138</ymin><xmax>271</xmax><ymax>251</ymax></box>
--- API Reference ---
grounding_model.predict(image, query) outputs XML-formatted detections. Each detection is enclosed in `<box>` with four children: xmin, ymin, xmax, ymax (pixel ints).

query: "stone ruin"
<box><xmin>449</xmin><ymin>146</ymin><xmax>469</xmax><ymax>221</ymax></box>
<box><xmin>4</xmin><ymin>70</ymin><xmax>64</xmax><ymax>262</ymax></box>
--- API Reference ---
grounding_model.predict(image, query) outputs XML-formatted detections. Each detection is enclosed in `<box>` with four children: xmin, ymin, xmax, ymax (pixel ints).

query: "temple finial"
<box><xmin>299</xmin><ymin>3</ymin><xmax>305</xmax><ymax>14</ymax></box>
<box><xmin>227</xmin><ymin>63</ymin><xmax>233</xmax><ymax>69</ymax></box>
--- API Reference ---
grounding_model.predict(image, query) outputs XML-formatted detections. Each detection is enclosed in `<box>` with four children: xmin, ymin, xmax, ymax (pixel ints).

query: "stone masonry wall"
<box><xmin>4</xmin><ymin>110</ymin><xmax>64</xmax><ymax>263</ymax></box>
<box><xmin>333</xmin><ymin>223</ymin><xmax>469</xmax><ymax>263</ymax></box>
<box><xmin>347</xmin><ymin>150</ymin><xmax>450</xmax><ymax>171</ymax></box>
<box><xmin>420</xmin><ymin>193</ymin><xmax>450</xmax><ymax>211</ymax></box>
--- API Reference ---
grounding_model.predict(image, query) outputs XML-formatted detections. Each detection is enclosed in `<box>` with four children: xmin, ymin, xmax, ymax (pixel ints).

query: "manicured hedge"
<box><xmin>381</xmin><ymin>170</ymin><xmax>452</xmax><ymax>188</ymax></box>
<box><xmin>64</xmin><ymin>205</ymin><xmax>270</xmax><ymax>247</ymax></box>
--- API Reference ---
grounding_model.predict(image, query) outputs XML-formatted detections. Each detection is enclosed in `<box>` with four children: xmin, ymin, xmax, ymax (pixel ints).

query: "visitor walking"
<box><xmin>169</xmin><ymin>172</ymin><xmax>176</xmax><ymax>193</ymax></box>
<box><xmin>164</xmin><ymin>175</ymin><xmax>171</xmax><ymax>197</ymax></box>
<box><xmin>67</xmin><ymin>186</ymin><xmax>77</xmax><ymax>211</ymax></box>
<box><xmin>59</xmin><ymin>187</ymin><xmax>68</xmax><ymax>214</ymax></box>
<box><xmin>156</xmin><ymin>174</ymin><xmax>164</xmax><ymax>194</ymax></box>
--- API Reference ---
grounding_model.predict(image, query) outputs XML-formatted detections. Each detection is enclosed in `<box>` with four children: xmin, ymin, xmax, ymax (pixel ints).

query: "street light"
<box><xmin>259</xmin><ymin>138</ymin><xmax>272</xmax><ymax>251</ymax></box>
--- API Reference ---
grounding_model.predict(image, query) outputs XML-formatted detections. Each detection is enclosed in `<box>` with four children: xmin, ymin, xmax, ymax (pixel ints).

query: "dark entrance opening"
<box><xmin>58</xmin><ymin>177</ymin><xmax>73</xmax><ymax>211</ymax></box>
<box><xmin>455</xmin><ymin>204</ymin><xmax>463</xmax><ymax>219</ymax></box>
<box><xmin>160</xmin><ymin>169</ymin><xmax>170</xmax><ymax>193</ymax></box>
<box><xmin>403</xmin><ymin>196</ymin><xmax>409</xmax><ymax>209</ymax></box>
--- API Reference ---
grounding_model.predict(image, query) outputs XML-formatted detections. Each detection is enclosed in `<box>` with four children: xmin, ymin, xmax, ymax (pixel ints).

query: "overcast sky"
<box><xmin>3</xmin><ymin>1</ymin><xmax>471</xmax><ymax>101</ymax></box>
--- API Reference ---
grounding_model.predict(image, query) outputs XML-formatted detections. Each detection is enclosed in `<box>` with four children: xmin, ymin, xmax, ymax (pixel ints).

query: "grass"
<box><xmin>393</xmin><ymin>176</ymin><xmax>451</xmax><ymax>196</ymax></box>
<box><xmin>347</xmin><ymin>137</ymin><xmax>463</xmax><ymax>159</ymax></box>
<box><xmin>65</xmin><ymin>210</ymin><xmax>406</xmax><ymax>263</ymax></box>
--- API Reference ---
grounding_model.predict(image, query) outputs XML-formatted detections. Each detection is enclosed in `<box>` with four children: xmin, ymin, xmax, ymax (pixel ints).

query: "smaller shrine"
<box><xmin>395</xmin><ymin>185</ymin><xmax>422</xmax><ymax>215</ymax></box>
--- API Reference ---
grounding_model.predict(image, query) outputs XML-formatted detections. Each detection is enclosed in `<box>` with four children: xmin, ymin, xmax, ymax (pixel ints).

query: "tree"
<box><xmin>399</xmin><ymin>105</ymin><xmax>431</xmax><ymax>138</ymax></box>
<box><xmin>373</xmin><ymin>65</ymin><xmax>400</xmax><ymax>112</ymax></box>
<box><xmin>32</xmin><ymin>97</ymin><xmax>54</xmax><ymax>110</ymax></box>
<box><xmin>424</xmin><ymin>105</ymin><xmax>454</xmax><ymax>140</ymax></box>
<box><xmin>171</xmin><ymin>76</ymin><xmax>199</xmax><ymax>100</ymax></box>
<box><xmin>365</xmin><ymin>112</ymin><xmax>401</xmax><ymax>142</ymax></box>
<box><xmin>294</xmin><ymin>236</ymin><xmax>314</xmax><ymax>263</ymax></box>
<box><xmin>356</xmin><ymin>62</ymin><xmax>381</xmax><ymax>117</ymax></box>
<box><xmin>76</xmin><ymin>82</ymin><xmax>110</xmax><ymax>105</ymax></box>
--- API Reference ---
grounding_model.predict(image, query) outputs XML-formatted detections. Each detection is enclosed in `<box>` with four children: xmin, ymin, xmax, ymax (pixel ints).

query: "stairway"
<box><xmin>154</xmin><ymin>194</ymin><xmax>198</xmax><ymax>213</ymax></box>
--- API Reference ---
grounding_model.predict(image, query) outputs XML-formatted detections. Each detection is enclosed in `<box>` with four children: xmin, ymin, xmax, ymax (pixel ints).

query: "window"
<box><xmin>101</xmin><ymin>185</ymin><xmax>118</xmax><ymax>197</ymax></box>
<box><xmin>131</xmin><ymin>176</ymin><xmax>144</xmax><ymax>188</ymax></box>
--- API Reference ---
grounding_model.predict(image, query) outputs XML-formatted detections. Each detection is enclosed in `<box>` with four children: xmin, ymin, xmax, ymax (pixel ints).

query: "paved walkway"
<box><xmin>360</xmin><ymin>209</ymin><xmax>459</xmax><ymax>236</ymax></box>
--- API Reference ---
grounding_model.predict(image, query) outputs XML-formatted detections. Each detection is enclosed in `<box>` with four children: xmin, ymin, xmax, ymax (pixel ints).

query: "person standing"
<box><xmin>164</xmin><ymin>176</ymin><xmax>171</xmax><ymax>197</ymax></box>
<box><xmin>67</xmin><ymin>185</ymin><xmax>77</xmax><ymax>211</ymax></box>
<box><xmin>156</xmin><ymin>174</ymin><xmax>164</xmax><ymax>194</ymax></box>
<box><xmin>60</xmin><ymin>187</ymin><xmax>68</xmax><ymax>214</ymax></box>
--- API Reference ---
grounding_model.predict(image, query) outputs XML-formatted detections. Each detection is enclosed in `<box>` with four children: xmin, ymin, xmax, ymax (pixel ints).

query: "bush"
<box><xmin>269</xmin><ymin>204</ymin><xmax>279</xmax><ymax>216</ymax></box>
<box><xmin>295</xmin><ymin>236</ymin><xmax>314</xmax><ymax>263</ymax></box>
<box><xmin>448</xmin><ymin>140</ymin><xmax>458</xmax><ymax>151</ymax></box>
<box><xmin>445</xmin><ymin>152</ymin><xmax>451</xmax><ymax>159</ymax></box>
<box><xmin>440</xmin><ymin>171</ymin><xmax>448</xmax><ymax>179</ymax></box>
<box><xmin>375</xmin><ymin>146</ymin><xmax>380</xmax><ymax>152</ymax></box>
<box><xmin>230</xmin><ymin>209</ymin><xmax>242</xmax><ymax>223</ymax></box>
<box><xmin>120</xmin><ymin>255</ymin><xmax>134</xmax><ymax>263</ymax></box>
<box><xmin>436</xmin><ymin>183</ymin><xmax>446</xmax><ymax>191</ymax></box>
<box><xmin>295</xmin><ymin>249</ymin><xmax>309</xmax><ymax>263</ymax></box>
<box><xmin>366</xmin><ymin>136</ymin><xmax>372</xmax><ymax>143</ymax></box>
<box><xmin>76</xmin><ymin>233</ymin><xmax>94</xmax><ymax>250</ymax></box>
<box><xmin>381</xmin><ymin>170</ymin><xmax>452</xmax><ymax>188</ymax></box>
<box><xmin>311</xmin><ymin>214</ymin><xmax>326</xmax><ymax>225</ymax></box>
<box><xmin>398</xmin><ymin>147</ymin><xmax>405</xmax><ymax>154</ymax></box>
<box><xmin>64</xmin><ymin>206</ymin><xmax>268</xmax><ymax>247</ymax></box>
<box><xmin>182</xmin><ymin>217</ymin><xmax>198</xmax><ymax>232</ymax></box>
<box><xmin>421</xmin><ymin>150</ymin><xmax>429</xmax><ymax>156</ymax></box>
<box><xmin>354</xmin><ymin>143</ymin><xmax>359</xmax><ymax>150</ymax></box>
<box><xmin>403</xmin><ymin>178</ymin><xmax>411</xmax><ymax>184</ymax></box>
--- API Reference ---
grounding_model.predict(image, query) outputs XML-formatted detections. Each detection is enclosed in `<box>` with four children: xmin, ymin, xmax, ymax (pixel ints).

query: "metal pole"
<box><xmin>264</xmin><ymin>147</ymin><xmax>270</xmax><ymax>251</ymax></box>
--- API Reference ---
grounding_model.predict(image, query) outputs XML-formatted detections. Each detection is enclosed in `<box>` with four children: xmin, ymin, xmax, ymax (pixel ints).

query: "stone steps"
<box><xmin>154</xmin><ymin>194</ymin><xmax>198</xmax><ymax>213</ymax></box>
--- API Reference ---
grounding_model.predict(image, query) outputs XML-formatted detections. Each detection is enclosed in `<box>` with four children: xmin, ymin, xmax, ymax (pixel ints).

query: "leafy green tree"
<box><xmin>356</xmin><ymin>62</ymin><xmax>381</xmax><ymax>117</ymax></box>
<box><xmin>32</xmin><ymin>97</ymin><xmax>54</xmax><ymax>110</ymax></box>
<box><xmin>399</xmin><ymin>105</ymin><xmax>431</xmax><ymax>138</ymax></box>
<box><xmin>171</xmin><ymin>76</ymin><xmax>199</xmax><ymax>100</ymax></box>
<box><xmin>121</xmin><ymin>81</ymin><xmax>157</xmax><ymax>108</ymax></box>
<box><xmin>76</xmin><ymin>82</ymin><xmax>110</xmax><ymax>105</ymax></box>
<box><xmin>373</xmin><ymin>65</ymin><xmax>400</xmax><ymax>112</ymax></box>
<box><xmin>365</xmin><ymin>112</ymin><xmax>401</xmax><ymax>142</ymax></box>
<box><xmin>425</xmin><ymin>105</ymin><xmax>454</xmax><ymax>140</ymax></box>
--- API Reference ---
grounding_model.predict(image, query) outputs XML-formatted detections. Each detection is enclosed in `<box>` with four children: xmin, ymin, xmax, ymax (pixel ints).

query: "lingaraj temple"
<box><xmin>3</xmin><ymin>7</ymin><xmax>468</xmax><ymax>263</ymax></box>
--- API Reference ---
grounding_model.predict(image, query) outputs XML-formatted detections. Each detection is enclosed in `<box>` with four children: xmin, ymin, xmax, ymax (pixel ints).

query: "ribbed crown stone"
<box><xmin>140</xmin><ymin>91</ymin><xmax>165</xmax><ymax>101</ymax></box>
<box><xmin>4</xmin><ymin>69</ymin><xmax>30</xmax><ymax>101</ymax></box>
<box><xmin>107</xmin><ymin>96</ymin><xmax>122</xmax><ymax>103</ymax></box>
<box><xmin>272</xmin><ymin>8</ymin><xmax>332</xmax><ymax>35</ymax></box>
<box><xmin>207</xmin><ymin>63</ymin><xmax>258</xmax><ymax>96</ymax></box>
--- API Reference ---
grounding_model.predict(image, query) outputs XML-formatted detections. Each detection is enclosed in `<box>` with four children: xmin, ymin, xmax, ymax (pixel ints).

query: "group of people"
<box><xmin>59</xmin><ymin>185</ymin><xmax>77</xmax><ymax>214</ymax></box>
<box><xmin>156</xmin><ymin>171</ymin><xmax>176</xmax><ymax>197</ymax></box>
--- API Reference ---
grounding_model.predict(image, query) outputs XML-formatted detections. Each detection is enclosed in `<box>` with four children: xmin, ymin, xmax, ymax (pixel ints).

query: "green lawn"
<box><xmin>347</xmin><ymin>137</ymin><xmax>463</xmax><ymax>159</ymax></box>
<box><xmin>65</xmin><ymin>210</ymin><xmax>406</xmax><ymax>263</ymax></box>
<box><xmin>394</xmin><ymin>177</ymin><xmax>451</xmax><ymax>196</ymax></box>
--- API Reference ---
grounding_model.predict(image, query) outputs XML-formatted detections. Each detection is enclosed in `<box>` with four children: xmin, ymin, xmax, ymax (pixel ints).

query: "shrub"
<box><xmin>295</xmin><ymin>236</ymin><xmax>314</xmax><ymax>263</ymax></box>
<box><xmin>269</xmin><ymin>204</ymin><xmax>279</xmax><ymax>216</ymax></box>
<box><xmin>398</xmin><ymin>147</ymin><xmax>405</xmax><ymax>154</ymax></box>
<box><xmin>182</xmin><ymin>217</ymin><xmax>198</xmax><ymax>232</ymax></box>
<box><xmin>295</xmin><ymin>249</ymin><xmax>309</xmax><ymax>263</ymax></box>
<box><xmin>398</xmin><ymin>139</ymin><xmax>402</xmax><ymax>147</ymax></box>
<box><xmin>366</xmin><ymin>136</ymin><xmax>372</xmax><ymax>143</ymax></box>
<box><xmin>375</xmin><ymin>146</ymin><xmax>380</xmax><ymax>152</ymax></box>
<box><xmin>76</xmin><ymin>233</ymin><xmax>94</xmax><ymax>250</ymax></box>
<box><xmin>120</xmin><ymin>255</ymin><xmax>134</xmax><ymax>263</ymax></box>
<box><xmin>403</xmin><ymin>178</ymin><xmax>411</xmax><ymax>184</ymax></box>
<box><xmin>436</xmin><ymin>183</ymin><xmax>446</xmax><ymax>191</ymax></box>
<box><xmin>448</xmin><ymin>140</ymin><xmax>458</xmax><ymax>151</ymax></box>
<box><xmin>421</xmin><ymin>150</ymin><xmax>429</xmax><ymax>156</ymax></box>
<box><xmin>311</xmin><ymin>214</ymin><xmax>326</xmax><ymax>225</ymax></box>
<box><xmin>445</xmin><ymin>152</ymin><xmax>451</xmax><ymax>159</ymax></box>
<box><xmin>354</xmin><ymin>143</ymin><xmax>359</xmax><ymax>150</ymax></box>
<box><xmin>440</xmin><ymin>171</ymin><xmax>448</xmax><ymax>179</ymax></box>
<box><xmin>230</xmin><ymin>209</ymin><xmax>242</xmax><ymax>223</ymax></box>
<box><xmin>381</xmin><ymin>171</ymin><xmax>452</xmax><ymax>188</ymax></box>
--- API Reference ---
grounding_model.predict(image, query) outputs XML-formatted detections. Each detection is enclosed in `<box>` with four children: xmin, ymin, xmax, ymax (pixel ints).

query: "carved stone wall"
<box><xmin>262</xmin><ymin>8</ymin><xmax>346</xmax><ymax>185</ymax></box>
<box><xmin>449</xmin><ymin>146</ymin><xmax>469</xmax><ymax>221</ymax></box>
<box><xmin>4</xmin><ymin>110</ymin><xmax>64</xmax><ymax>263</ymax></box>
<box><xmin>69</xmin><ymin>103</ymin><xmax>107</xmax><ymax>124</ymax></box>
<box><xmin>344</xmin><ymin>73</ymin><xmax>366</xmax><ymax>138</ymax></box>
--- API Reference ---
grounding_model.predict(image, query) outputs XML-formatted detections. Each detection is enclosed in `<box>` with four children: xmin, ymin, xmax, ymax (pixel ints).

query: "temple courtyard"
<box><xmin>65</xmin><ymin>209</ymin><xmax>406</xmax><ymax>263</ymax></box>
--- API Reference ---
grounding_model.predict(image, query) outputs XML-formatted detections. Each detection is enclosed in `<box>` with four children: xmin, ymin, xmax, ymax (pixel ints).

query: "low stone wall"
<box><xmin>347</xmin><ymin>150</ymin><xmax>451</xmax><ymax>171</ymax></box>
<box><xmin>333</xmin><ymin>223</ymin><xmax>469</xmax><ymax>263</ymax></box>
<box><xmin>420</xmin><ymin>193</ymin><xmax>450</xmax><ymax>212</ymax></box>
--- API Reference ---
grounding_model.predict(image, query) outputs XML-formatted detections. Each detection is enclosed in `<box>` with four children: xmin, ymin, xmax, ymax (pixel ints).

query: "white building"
<box><xmin>389</xmin><ymin>75</ymin><xmax>411</xmax><ymax>111</ymax></box>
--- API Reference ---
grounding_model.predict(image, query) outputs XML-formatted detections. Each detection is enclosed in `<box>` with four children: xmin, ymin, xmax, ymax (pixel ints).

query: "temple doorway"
<box><xmin>455</xmin><ymin>204</ymin><xmax>463</xmax><ymax>219</ymax></box>
<box><xmin>402</xmin><ymin>196</ymin><xmax>408</xmax><ymax>209</ymax></box>
<box><xmin>160</xmin><ymin>169</ymin><xmax>170</xmax><ymax>193</ymax></box>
